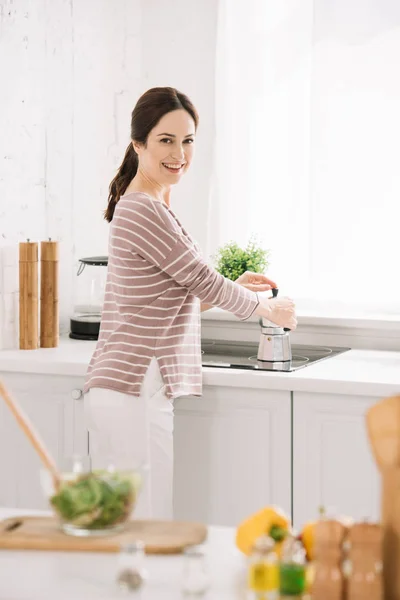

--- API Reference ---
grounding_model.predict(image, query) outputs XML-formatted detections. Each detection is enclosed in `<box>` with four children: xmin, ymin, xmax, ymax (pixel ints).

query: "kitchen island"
<box><xmin>0</xmin><ymin>338</ymin><xmax>398</xmax><ymax>530</ymax></box>
<box><xmin>0</xmin><ymin>508</ymin><xmax>246</xmax><ymax>599</ymax></box>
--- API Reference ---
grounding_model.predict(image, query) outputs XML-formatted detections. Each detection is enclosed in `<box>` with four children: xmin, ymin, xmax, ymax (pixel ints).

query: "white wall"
<box><xmin>0</xmin><ymin>0</ymin><xmax>218</xmax><ymax>334</ymax></box>
<box><xmin>140</xmin><ymin>0</ymin><xmax>217</xmax><ymax>250</ymax></box>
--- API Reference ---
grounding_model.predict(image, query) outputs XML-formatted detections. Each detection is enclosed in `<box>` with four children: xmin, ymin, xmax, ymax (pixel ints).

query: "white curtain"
<box><xmin>210</xmin><ymin>0</ymin><xmax>400</xmax><ymax>311</ymax></box>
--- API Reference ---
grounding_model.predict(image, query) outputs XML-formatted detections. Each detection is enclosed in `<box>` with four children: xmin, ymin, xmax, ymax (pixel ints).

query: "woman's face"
<box><xmin>133</xmin><ymin>109</ymin><xmax>196</xmax><ymax>187</ymax></box>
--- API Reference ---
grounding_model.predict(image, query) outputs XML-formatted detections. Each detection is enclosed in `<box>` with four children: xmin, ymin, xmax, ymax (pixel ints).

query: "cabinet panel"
<box><xmin>174</xmin><ymin>386</ymin><xmax>291</xmax><ymax>527</ymax></box>
<box><xmin>0</xmin><ymin>373</ymin><xmax>87</xmax><ymax>509</ymax></box>
<box><xmin>293</xmin><ymin>391</ymin><xmax>380</xmax><ymax>530</ymax></box>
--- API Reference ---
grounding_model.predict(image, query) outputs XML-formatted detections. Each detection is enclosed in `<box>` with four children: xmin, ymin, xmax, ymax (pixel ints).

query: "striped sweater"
<box><xmin>83</xmin><ymin>192</ymin><xmax>259</xmax><ymax>400</ymax></box>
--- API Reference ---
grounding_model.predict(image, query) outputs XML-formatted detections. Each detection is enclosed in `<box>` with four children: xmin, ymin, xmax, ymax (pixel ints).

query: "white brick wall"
<box><xmin>0</xmin><ymin>246</ymin><xmax>19</xmax><ymax>349</ymax></box>
<box><xmin>0</xmin><ymin>0</ymin><xmax>217</xmax><ymax>335</ymax></box>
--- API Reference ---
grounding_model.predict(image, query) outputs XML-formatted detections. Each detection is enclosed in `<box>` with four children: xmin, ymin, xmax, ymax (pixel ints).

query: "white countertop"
<box><xmin>0</xmin><ymin>508</ymin><xmax>245</xmax><ymax>600</ymax></box>
<box><xmin>1</xmin><ymin>337</ymin><xmax>400</xmax><ymax>397</ymax></box>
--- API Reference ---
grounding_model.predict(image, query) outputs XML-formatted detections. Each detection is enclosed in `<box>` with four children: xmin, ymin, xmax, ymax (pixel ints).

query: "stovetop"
<box><xmin>201</xmin><ymin>340</ymin><xmax>350</xmax><ymax>372</ymax></box>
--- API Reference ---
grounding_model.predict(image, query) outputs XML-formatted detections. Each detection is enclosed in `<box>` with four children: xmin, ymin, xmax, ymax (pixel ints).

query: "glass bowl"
<box><xmin>41</xmin><ymin>455</ymin><xmax>147</xmax><ymax>537</ymax></box>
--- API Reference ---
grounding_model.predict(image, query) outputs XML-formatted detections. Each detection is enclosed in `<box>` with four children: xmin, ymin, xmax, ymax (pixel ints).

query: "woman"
<box><xmin>83</xmin><ymin>87</ymin><xmax>297</xmax><ymax>520</ymax></box>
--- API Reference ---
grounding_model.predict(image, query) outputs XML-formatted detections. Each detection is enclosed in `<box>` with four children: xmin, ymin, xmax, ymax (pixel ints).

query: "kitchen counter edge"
<box><xmin>0</xmin><ymin>338</ymin><xmax>399</xmax><ymax>398</ymax></box>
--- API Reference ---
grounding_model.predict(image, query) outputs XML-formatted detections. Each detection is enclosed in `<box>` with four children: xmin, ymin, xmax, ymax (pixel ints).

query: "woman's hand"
<box><xmin>254</xmin><ymin>295</ymin><xmax>297</xmax><ymax>330</ymax></box>
<box><xmin>235</xmin><ymin>271</ymin><xmax>278</xmax><ymax>292</ymax></box>
<box><xmin>235</xmin><ymin>271</ymin><xmax>297</xmax><ymax>329</ymax></box>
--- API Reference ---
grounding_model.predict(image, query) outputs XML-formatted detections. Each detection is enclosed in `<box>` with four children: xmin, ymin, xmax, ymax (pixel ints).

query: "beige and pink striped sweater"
<box><xmin>84</xmin><ymin>192</ymin><xmax>259</xmax><ymax>400</ymax></box>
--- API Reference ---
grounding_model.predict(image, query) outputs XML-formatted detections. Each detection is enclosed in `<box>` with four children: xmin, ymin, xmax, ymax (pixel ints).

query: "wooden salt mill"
<box><xmin>40</xmin><ymin>239</ymin><xmax>59</xmax><ymax>348</ymax></box>
<box><xmin>19</xmin><ymin>240</ymin><xmax>38</xmax><ymax>350</ymax></box>
<box><xmin>311</xmin><ymin>518</ymin><xmax>347</xmax><ymax>600</ymax></box>
<box><xmin>366</xmin><ymin>395</ymin><xmax>400</xmax><ymax>600</ymax></box>
<box><xmin>346</xmin><ymin>522</ymin><xmax>383</xmax><ymax>600</ymax></box>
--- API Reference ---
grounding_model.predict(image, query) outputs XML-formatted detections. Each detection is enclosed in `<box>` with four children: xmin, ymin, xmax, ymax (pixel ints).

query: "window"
<box><xmin>211</xmin><ymin>0</ymin><xmax>400</xmax><ymax>311</ymax></box>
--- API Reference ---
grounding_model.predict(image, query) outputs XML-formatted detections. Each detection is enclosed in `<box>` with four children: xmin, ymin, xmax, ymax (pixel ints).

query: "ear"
<box><xmin>132</xmin><ymin>140</ymin><xmax>141</xmax><ymax>155</ymax></box>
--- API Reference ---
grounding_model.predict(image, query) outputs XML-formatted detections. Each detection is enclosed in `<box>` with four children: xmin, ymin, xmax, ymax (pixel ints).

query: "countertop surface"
<box><xmin>0</xmin><ymin>508</ymin><xmax>245</xmax><ymax>600</ymax></box>
<box><xmin>1</xmin><ymin>337</ymin><xmax>400</xmax><ymax>397</ymax></box>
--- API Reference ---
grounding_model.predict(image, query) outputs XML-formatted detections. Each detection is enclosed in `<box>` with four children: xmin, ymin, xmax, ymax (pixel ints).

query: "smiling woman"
<box><xmin>130</xmin><ymin>110</ymin><xmax>196</xmax><ymax>192</ymax></box>
<box><xmin>104</xmin><ymin>87</ymin><xmax>198</xmax><ymax>219</ymax></box>
<box><xmin>83</xmin><ymin>86</ymin><xmax>297</xmax><ymax>522</ymax></box>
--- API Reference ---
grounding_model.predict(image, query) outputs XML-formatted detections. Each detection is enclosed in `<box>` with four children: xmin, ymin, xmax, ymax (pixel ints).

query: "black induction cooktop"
<box><xmin>201</xmin><ymin>340</ymin><xmax>350</xmax><ymax>372</ymax></box>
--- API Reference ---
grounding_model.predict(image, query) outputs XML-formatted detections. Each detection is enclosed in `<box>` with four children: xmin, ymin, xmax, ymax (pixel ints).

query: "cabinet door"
<box><xmin>293</xmin><ymin>391</ymin><xmax>380</xmax><ymax>530</ymax></box>
<box><xmin>173</xmin><ymin>385</ymin><xmax>291</xmax><ymax>527</ymax></box>
<box><xmin>0</xmin><ymin>372</ymin><xmax>87</xmax><ymax>509</ymax></box>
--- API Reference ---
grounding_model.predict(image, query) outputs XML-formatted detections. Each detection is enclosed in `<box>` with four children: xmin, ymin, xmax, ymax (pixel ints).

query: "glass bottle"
<box><xmin>181</xmin><ymin>545</ymin><xmax>210</xmax><ymax>596</ymax></box>
<box><xmin>279</xmin><ymin>535</ymin><xmax>306</xmax><ymax>597</ymax></box>
<box><xmin>116</xmin><ymin>540</ymin><xmax>147</xmax><ymax>591</ymax></box>
<box><xmin>247</xmin><ymin>535</ymin><xmax>279</xmax><ymax>600</ymax></box>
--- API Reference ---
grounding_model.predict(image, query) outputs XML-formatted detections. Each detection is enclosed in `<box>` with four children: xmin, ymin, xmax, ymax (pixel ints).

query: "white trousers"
<box><xmin>84</xmin><ymin>358</ymin><xmax>174</xmax><ymax>520</ymax></box>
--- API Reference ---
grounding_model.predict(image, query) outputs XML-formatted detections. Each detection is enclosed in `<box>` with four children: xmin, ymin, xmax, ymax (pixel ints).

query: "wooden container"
<box><xmin>19</xmin><ymin>241</ymin><xmax>38</xmax><ymax>350</ymax></box>
<box><xmin>311</xmin><ymin>519</ymin><xmax>347</xmax><ymax>600</ymax></box>
<box><xmin>346</xmin><ymin>522</ymin><xmax>383</xmax><ymax>600</ymax></box>
<box><xmin>366</xmin><ymin>395</ymin><xmax>400</xmax><ymax>600</ymax></box>
<box><xmin>40</xmin><ymin>240</ymin><xmax>59</xmax><ymax>348</ymax></box>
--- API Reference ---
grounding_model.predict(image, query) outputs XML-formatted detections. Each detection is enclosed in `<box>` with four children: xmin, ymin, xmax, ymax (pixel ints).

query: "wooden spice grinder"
<box><xmin>311</xmin><ymin>519</ymin><xmax>347</xmax><ymax>600</ymax></box>
<box><xmin>19</xmin><ymin>240</ymin><xmax>39</xmax><ymax>350</ymax></box>
<box><xmin>346</xmin><ymin>522</ymin><xmax>383</xmax><ymax>600</ymax></box>
<box><xmin>40</xmin><ymin>239</ymin><xmax>59</xmax><ymax>348</ymax></box>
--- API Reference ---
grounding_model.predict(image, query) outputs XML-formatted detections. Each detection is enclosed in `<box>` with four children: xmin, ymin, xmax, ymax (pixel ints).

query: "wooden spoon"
<box><xmin>366</xmin><ymin>395</ymin><xmax>400</xmax><ymax>469</ymax></box>
<box><xmin>0</xmin><ymin>379</ymin><xmax>61</xmax><ymax>492</ymax></box>
<box><xmin>366</xmin><ymin>395</ymin><xmax>400</xmax><ymax>600</ymax></box>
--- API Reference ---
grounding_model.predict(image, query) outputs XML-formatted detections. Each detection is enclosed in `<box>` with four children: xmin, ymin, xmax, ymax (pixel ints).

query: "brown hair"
<box><xmin>104</xmin><ymin>87</ymin><xmax>199</xmax><ymax>222</ymax></box>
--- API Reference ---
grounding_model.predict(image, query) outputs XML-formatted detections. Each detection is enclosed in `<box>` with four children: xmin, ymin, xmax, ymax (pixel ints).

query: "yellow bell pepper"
<box><xmin>299</xmin><ymin>521</ymin><xmax>315</xmax><ymax>561</ymax></box>
<box><xmin>298</xmin><ymin>506</ymin><xmax>325</xmax><ymax>561</ymax></box>
<box><xmin>236</xmin><ymin>505</ymin><xmax>291</xmax><ymax>556</ymax></box>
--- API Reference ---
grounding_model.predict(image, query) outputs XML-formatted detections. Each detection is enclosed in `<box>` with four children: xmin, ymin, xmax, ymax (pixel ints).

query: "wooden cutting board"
<box><xmin>0</xmin><ymin>516</ymin><xmax>208</xmax><ymax>554</ymax></box>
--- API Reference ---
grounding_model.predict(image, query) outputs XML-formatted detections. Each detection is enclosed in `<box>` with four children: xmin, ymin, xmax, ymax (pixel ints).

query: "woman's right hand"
<box><xmin>254</xmin><ymin>295</ymin><xmax>297</xmax><ymax>330</ymax></box>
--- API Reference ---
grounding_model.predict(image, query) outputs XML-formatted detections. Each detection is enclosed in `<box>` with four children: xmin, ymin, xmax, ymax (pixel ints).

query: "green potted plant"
<box><xmin>214</xmin><ymin>236</ymin><xmax>270</xmax><ymax>281</ymax></box>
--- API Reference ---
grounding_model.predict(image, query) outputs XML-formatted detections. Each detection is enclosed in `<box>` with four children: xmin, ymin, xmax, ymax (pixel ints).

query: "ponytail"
<box><xmin>104</xmin><ymin>143</ymin><xmax>138</xmax><ymax>222</ymax></box>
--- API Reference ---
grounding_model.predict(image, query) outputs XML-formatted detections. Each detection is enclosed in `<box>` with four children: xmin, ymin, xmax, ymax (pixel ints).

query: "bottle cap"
<box><xmin>252</xmin><ymin>535</ymin><xmax>275</xmax><ymax>554</ymax></box>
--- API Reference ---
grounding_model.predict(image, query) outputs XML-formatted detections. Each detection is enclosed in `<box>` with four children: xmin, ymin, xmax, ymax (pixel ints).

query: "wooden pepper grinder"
<box><xmin>19</xmin><ymin>240</ymin><xmax>38</xmax><ymax>350</ymax></box>
<box><xmin>311</xmin><ymin>518</ymin><xmax>347</xmax><ymax>600</ymax></box>
<box><xmin>366</xmin><ymin>395</ymin><xmax>400</xmax><ymax>600</ymax></box>
<box><xmin>40</xmin><ymin>239</ymin><xmax>59</xmax><ymax>348</ymax></box>
<box><xmin>346</xmin><ymin>522</ymin><xmax>383</xmax><ymax>600</ymax></box>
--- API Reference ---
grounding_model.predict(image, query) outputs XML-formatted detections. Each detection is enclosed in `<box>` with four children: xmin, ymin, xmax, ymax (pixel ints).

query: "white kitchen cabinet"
<box><xmin>292</xmin><ymin>391</ymin><xmax>380</xmax><ymax>530</ymax></box>
<box><xmin>173</xmin><ymin>385</ymin><xmax>291</xmax><ymax>527</ymax></box>
<box><xmin>0</xmin><ymin>372</ymin><xmax>87</xmax><ymax>509</ymax></box>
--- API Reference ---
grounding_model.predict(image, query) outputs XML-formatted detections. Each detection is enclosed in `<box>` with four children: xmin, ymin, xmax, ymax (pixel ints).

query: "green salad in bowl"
<box><xmin>41</xmin><ymin>457</ymin><xmax>145</xmax><ymax>536</ymax></box>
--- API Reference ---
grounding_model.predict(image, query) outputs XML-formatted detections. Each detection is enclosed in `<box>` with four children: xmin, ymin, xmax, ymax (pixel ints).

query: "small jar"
<box><xmin>116</xmin><ymin>540</ymin><xmax>147</xmax><ymax>591</ymax></box>
<box><xmin>247</xmin><ymin>535</ymin><xmax>279</xmax><ymax>599</ymax></box>
<box><xmin>279</xmin><ymin>535</ymin><xmax>306</xmax><ymax>597</ymax></box>
<box><xmin>181</xmin><ymin>545</ymin><xmax>210</xmax><ymax>596</ymax></box>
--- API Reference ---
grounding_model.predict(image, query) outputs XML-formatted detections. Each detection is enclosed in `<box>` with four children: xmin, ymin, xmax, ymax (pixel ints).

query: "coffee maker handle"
<box><xmin>271</xmin><ymin>288</ymin><xmax>291</xmax><ymax>332</ymax></box>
